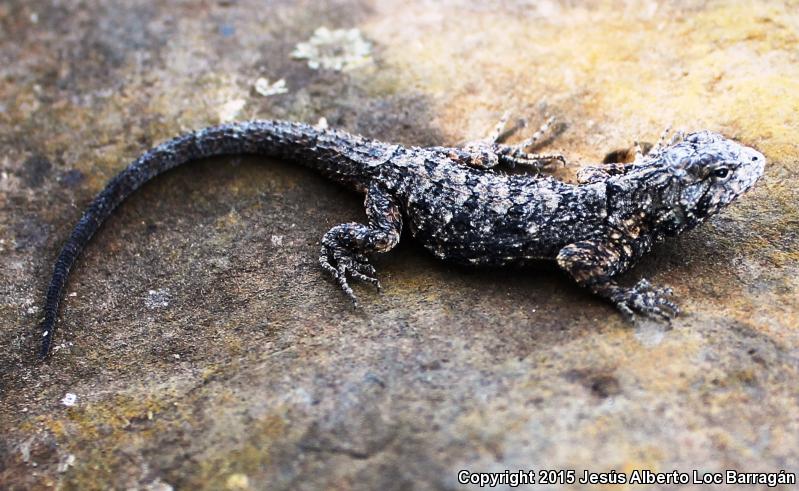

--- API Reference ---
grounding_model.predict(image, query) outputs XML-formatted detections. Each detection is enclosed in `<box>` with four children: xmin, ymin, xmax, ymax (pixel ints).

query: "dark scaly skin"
<box><xmin>38</xmin><ymin>118</ymin><xmax>765</xmax><ymax>358</ymax></box>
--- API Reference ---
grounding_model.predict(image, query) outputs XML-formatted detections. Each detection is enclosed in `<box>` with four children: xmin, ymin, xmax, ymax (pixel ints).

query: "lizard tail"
<box><xmin>38</xmin><ymin>120</ymin><xmax>374</xmax><ymax>359</ymax></box>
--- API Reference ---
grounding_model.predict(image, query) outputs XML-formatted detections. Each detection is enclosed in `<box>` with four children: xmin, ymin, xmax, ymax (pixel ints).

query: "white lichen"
<box><xmin>61</xmin><ymin>393</ymin><xmax>77</xmax><ymax>407</ymax></box>
<box><xmin>226</xmin><ymin>473</ymin><xmax>250</xmax><ymax>490</ymax></box>
<box><xmin>143</xmin><ymin>479</ymin><xmax>175</xmax><ymax>491</ymax></box>
<box><xmin>253</xmin><ymin>77</ymin><xmax>288</xmax><ymax>97</ymax></box>
<box><xmin>57</xmin><ymin>454</ymin><xmax>76</xmax><ymax>473</ymax></box>
<box><xmin>292</xmin><ymin>27</ymin><xmax>372</xmax><ymax>71</ymax></box>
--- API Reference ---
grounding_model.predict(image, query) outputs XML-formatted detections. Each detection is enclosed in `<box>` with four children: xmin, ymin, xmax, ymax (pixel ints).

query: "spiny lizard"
<box><xmin>38</xmin><ymin>115</ymin><xmax>765</xmax><ymax>358</ymax></box>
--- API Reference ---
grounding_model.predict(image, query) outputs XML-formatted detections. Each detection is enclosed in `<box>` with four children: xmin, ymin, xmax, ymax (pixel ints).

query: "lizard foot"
<box><xmin>495</xmin><ymin>114</ymin><xmax>566</xmax><ymax>168</ymax></box>
<box><xmin>611</xmin><ymin>279</ymin><xmax>679</xmax><ymax>322</ymax></box>
<box><xmin>319</xmin><ymin>246</ymin><xmax>381</xmax><ymax>307</ymax></box>
<box><xmin>317</xmin><ymin>183</ymin><xmax>401</xmax><ymax>307</ymax></box>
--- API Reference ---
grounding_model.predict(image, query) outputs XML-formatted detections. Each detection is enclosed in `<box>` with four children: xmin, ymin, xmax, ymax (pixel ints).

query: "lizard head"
<box><xmin>641</xmin><ymin>131</ymin><xmax>765</xmax><ymax>234</ymax></box>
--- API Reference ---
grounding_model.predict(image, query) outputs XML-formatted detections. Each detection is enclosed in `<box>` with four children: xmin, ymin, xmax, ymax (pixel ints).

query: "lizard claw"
<box><xmin>319</xmin><ymin>247</ymin><xmax>381</xmax><ymax>306</ymax></box>
<box><xmin>342</xmin><ymin>255</ymin><xmax>382</xmax><ymax>292</ymax></box>
<box><xmin>613</xmin><ymin>279</ymin><xmax>679</xmax><ymax>322</ymax></box>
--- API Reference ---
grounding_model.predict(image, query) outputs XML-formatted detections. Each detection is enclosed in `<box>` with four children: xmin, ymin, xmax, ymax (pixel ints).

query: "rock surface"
<box><xmin>1</xmin><ymin>0</ymin><xmax>797</xmax><ymax>489</ymax></box>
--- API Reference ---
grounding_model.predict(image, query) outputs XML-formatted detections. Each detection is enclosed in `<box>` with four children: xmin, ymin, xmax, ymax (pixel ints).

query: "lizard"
<box><xmin>36</xmin><ymin>114</ymin><xmax>765</xmax><ymax>358</ymax></box>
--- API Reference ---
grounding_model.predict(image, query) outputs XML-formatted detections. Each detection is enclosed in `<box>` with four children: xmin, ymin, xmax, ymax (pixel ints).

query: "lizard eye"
<box><xmin>712</xmin><ymin>168</ymin><xmax>730</xmax><ymax>179</ymax></box>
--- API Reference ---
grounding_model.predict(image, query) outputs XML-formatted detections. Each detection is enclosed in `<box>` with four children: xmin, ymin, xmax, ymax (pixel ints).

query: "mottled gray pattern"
<box><xmin>38</xmin><ymin>120</ymin><xmax>765</xmax><ymax>357</ymax></box>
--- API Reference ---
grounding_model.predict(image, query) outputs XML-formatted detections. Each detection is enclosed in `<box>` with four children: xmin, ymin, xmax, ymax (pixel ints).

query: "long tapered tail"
<box><xmin>38</xmin><ymin>120</ymin><xmax>386</xmax><ymax>358</ymax></box>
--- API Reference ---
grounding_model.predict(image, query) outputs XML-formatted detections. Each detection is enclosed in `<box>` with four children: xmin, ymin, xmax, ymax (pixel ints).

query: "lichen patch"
<box><xmin>292</xmin><ymin>27</ymin><xmax>372</xmax><ymax>71</ymax></box>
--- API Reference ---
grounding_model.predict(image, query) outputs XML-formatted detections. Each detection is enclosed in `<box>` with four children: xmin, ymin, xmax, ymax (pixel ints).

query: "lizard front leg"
<box><xmin>319</xmin><ymin>182</ymin><xmax>402</xmax><ymax>306</ymax></box>
<box><xmin>556</xmin><ymin>239</ymin><xmax>678</xmax><ymax>321</ymax></box>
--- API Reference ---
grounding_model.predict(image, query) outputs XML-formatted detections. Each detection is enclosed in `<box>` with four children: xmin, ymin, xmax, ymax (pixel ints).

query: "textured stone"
<box><xmin>1</xmin><ymin>0</ymin><xmax>797</xmax><ymax>489</ymax></box>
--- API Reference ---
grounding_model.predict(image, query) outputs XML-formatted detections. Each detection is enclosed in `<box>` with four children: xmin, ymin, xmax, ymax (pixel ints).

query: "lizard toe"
<box><xmin>335</xmin><ymin>262</ymin><xmax>359</xmax><ymax>307</ymax></box>
<box><xmin>614</xmin><ymin>285</ymin><xmax>679</xmax><ymax>322</ymax></box>
<box><xmin>351</xmin><ymin>257</ymin><xmax>381</xmax><ymax>291</ymax></box>
<box><xmin>319</xmin><ymin>248</ymin><xmax>340</xmax><ymax>280</ymax></box>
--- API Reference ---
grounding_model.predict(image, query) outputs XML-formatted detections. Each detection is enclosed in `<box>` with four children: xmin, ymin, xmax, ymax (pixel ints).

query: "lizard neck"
<box><xmin>608</xmin><ymin>164</ymin><xmax>693</xmax><ymax>239</ymax></box>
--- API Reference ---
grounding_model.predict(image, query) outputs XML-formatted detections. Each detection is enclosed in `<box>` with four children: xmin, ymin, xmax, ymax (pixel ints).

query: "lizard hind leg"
<box><xmin>318</xmin><ymin>182</ymin><xmax>402</xmax><ymax>306</ymax></box>
<box><xmin>509</xmin><ymin>115</ymin><xmax>558</xmax><ymax>150</ymax></box>
<box><xmin>459</xmin><ymin>111</ymin><xmax>565</xmax><ymax>171</ymax></box>
<box><xmin>486</xmin><ymin>109</ymin><xmax>514</xmax><ymax>143</ymax></box>
<box><xmin>495</xmin><ymin>115</ymin><xmax>566</xmax><ymax>170</ymax></box>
